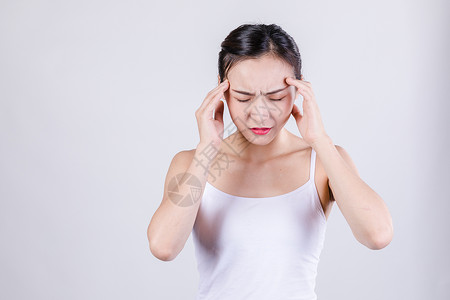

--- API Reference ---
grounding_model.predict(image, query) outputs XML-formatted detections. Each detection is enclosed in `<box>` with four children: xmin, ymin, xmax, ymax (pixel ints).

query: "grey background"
<box><xmin>1</xmin><ymin>0</ymin><xmax>449</xmax><ymax>299</ymax></box>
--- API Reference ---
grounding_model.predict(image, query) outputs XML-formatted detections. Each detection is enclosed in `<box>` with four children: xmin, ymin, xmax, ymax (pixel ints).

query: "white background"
<box><xmin>1</xmin><ymin>0</ymin><xmax>449</xmax><ymax>299</ymax></box>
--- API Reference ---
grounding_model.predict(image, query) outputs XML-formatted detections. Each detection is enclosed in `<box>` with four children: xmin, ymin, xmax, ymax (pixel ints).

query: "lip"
<box><xmin>250</xmin><ymin>127</ymin><xmax>271</xmax><ymax>135</ymax></box>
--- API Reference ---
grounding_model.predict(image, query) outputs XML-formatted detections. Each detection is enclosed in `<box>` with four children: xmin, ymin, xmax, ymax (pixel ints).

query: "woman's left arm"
<box><xmin>313</xmin><ymin>137</ymin><xmax>394</xmax><ymax>250</ymax></box>
<box><xmin>286</xmin><ymin>75</ymin><xmax>393</xmax><ymax>250</ymax></box>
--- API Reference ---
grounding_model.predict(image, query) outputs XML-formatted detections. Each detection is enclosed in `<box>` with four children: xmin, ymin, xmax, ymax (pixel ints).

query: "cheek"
<box><xmin>269</xmin><ymin>101</ymin><xmax>294</xmax><ymax>125</ymax></box>
<box><xmin>272</xmin><ymin>100</ymin><xmax>293</xmax><ymax>117</ymax></box>
<box><xmin>226</xmin><ymin>101</ymin><xmax>238</xmax><ymax>116</ymax></box>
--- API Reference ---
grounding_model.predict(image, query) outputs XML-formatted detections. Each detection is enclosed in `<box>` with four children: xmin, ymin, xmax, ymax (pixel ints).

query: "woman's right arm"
<box><xmin>147</xmin><ymin>78</ymin><xmax>229</xmax><ymax>261</ymax></box>
<box><xmin>146</xmin><ymin>142</ymin><xmax>217</xmax><ymax>261</ymax></box>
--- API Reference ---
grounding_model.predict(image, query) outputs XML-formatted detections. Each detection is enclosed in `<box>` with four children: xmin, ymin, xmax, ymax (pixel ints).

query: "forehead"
<box><xmin>227</xmin><ymin>55</ymin><xmax>295</xmax><ymax>90</ymax></box>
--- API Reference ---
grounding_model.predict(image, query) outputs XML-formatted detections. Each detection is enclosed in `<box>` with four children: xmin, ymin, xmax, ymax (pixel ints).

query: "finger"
<box><xmin>288</xmin><ymin>78</ymin><xmax>314</xmax><ymax>102</ymax></box>
<box><xmin>202</xmin><ymin>80</ymin><xmax>228</xmax><ymax>110</ymax></box>
<box><xmin>299</xmin><ymin>75</ymin><xmax>312</xmax><ymax>87</ymax></box>
<box><xmin>292</xmin><ymin>86</ymin><xmax>313</xmax><ymax>110</ymax></box>
<box><xmin>198</xmin><ymin>80</ymin><xmax>229</xmax><ymax>112</ymax></box>
<box><xmin>204</xmin><ymin>85</ymin><xmax>228</xmax><ymax>117</ymax></box>
<box><xmin>286</xmin><ymin>78</ymin><xmax>320</xmax><ymax>118</ymax></box>
<box><xmin>214</xmin><ymin>99</ymin><xmax>225</xmax><ymax>123</ymax></box>
<box><xmin>208</xmin><ymin>78</ymin><xmax>229</xmax><ymax>96</ymax></box>
<box><xmin>286</xmin><ymin>76</ymin><xmax>313</xmax><ymax>91</ymax></box>
<box><xmin>296</xmin><ymin>86</ymin><xmax>314</xmax><ymax>103</ymax></box>
<box><xmin>300</xmin><ymin>91</ymin><xmax>320</xmax><ymax>121</ymax></box>
<box><xmin>291</xmin><ymin>86</ymin><xmax>312</xmax><ymax>104</ymax></box>
<box><xmin>201</xmin><ymin>80</ymin><xmax>228</xmax><ymax>105</ymax></box>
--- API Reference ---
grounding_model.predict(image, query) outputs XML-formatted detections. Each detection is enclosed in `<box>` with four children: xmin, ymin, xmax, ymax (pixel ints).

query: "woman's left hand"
<box><xmin>285</xmin><ymin>75</ymin><xmax>329</xmax><ymax>147</ymax></box>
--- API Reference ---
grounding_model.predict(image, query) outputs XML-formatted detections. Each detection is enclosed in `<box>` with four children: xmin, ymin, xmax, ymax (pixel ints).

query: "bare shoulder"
<box><xmin>158</xmin><ymin>148</ymin><xmax>197</xmax><ymax>206</ymax></box>
<box><xmin>176</xmin><ymin>148</ymin><xmax>196</xmax><ymax>159</ymax></box>
<box><xmin>333</xmin><ymin>144</ymin><xmax>360</xmax><ymax>177</ymax></box>
<box><xmin>314</xmin><ymin>143</ymin><xmax>360</xmax><ymax>178</ymax></box>
<box><xmin>284</xmin><ymin>130</ymin><xmax>312</xmax><ymax>153</ymax></box>
<box><xmin>170</xmin><ymin>148</ymin><xmax>196</xmax><ymax>171</ymax></box>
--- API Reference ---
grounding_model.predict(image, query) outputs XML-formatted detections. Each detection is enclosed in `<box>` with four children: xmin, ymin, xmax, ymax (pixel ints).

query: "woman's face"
<box><xmin>222</xmin><ymin>54</ymin><xmax>297</xmax><ymax>145</ymax></box>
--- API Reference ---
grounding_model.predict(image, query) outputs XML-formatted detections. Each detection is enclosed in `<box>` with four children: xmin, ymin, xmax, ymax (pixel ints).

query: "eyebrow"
<box><xmin>231</xmin><ymin>85</ymin><xmax>290</xmax><ymax>96</ymax></box>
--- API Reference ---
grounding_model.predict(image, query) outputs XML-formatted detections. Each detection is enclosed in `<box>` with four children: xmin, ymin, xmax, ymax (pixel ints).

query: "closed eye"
<box><xmin>237</xmin><ymin>97</ymin><xmax>284</xmax><ymax>102</ymax></box>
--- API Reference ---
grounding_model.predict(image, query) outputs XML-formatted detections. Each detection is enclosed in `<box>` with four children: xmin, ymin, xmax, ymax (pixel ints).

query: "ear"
<box><xmin>217</xmin><ymin>75</ymin><xmax>221</xmax><ymax>85</ymax></box>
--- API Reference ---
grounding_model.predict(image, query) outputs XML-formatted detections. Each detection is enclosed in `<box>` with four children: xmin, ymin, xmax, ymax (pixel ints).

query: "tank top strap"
<box><xmin>309</xmin><ymin>148</ymin><xmax>316</xmax><ymax>181</ymax></box>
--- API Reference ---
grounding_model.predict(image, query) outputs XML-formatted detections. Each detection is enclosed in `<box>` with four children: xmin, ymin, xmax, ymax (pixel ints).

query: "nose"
<box><xmin>246</xmin><ymin>94</ymin><xmax>272</xmax><ymax>125</ymax></box>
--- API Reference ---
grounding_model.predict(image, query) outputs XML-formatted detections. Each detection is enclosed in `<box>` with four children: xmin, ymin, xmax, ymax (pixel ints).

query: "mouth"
<box><xmin>250</xmin><ymin>127</ymin><xmax>272</xmax><ymax>135</ymax></box>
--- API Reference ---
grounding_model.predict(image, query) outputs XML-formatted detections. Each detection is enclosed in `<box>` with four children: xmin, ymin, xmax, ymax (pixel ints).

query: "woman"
<box><xmin>147</xmin><ymin>23</ymin><xmax>393</xmax><ymax>299</ymax></box>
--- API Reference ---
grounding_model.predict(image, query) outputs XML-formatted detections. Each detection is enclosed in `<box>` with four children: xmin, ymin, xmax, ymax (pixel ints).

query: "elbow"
<box><xmin>149</xmin><ymin>240</ymin><xmax>176</xmax><ymax>261</ymax></box>
<box><xmin>147</xmin><ymin>224</ymin><xmax>176</xmax><ymax>261</ymax></box>
<box><xmin>367</xmin><ymin>226</ymin><xmax>394</xmax><ymax>250</ymax></box>
<box><xmin>367</xmin><ymin>236</ymin><xmax>391</xmax><ymax>250</ymax></box>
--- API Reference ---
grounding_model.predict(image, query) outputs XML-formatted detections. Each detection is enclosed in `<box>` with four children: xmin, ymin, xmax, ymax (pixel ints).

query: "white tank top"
<box><xmin>192</xmin><ymin>148</ymin><xmax>327</xmax><ymax>300</ymax></box>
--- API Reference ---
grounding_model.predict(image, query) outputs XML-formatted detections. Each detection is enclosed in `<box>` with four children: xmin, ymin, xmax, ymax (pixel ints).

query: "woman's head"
<box><xmin>218</xmin><ymin>23</ymin><xmax>302</xmax><ymax>83</ymax></box>
<box><xmin>217</xmin><ymin>23</ymin><xmax>302</xmax><ymax>145</ymax></box>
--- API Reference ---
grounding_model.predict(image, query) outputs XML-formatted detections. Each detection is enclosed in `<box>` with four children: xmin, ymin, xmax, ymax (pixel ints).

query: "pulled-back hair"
<box><xmin>218</xmin><ymin>23</ymin><xmax>302</xmax><ymax>83</ymax></box>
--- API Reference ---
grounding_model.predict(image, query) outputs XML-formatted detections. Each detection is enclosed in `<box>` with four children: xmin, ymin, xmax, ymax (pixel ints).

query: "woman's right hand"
<box><xmin>195</xmin><ymin>79</ymin><xmax>229</xmax><ymax>150</ymax></box>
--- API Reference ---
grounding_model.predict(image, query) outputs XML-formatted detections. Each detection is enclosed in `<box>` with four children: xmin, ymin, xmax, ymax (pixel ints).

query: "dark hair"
<box><xmin>218</xmin><ymin>23</ymin><xmax>302</xmax><ymax>83</ymax></box>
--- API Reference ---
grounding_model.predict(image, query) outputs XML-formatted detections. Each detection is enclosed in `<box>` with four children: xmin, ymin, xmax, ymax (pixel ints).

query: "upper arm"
<box><xmin>147</xmin><ymin>148</ymin><xmax>196</xmax><ymax>259</ymax></box>
<box><xmin>159</xmin><ymin>149</ymin><xmax>196</xmax><ymax>208</ymax></box>
<box><xmin>328</xmin><ymin>145</ymin><xmax>360</xmax><ymax>201</ymax></box>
